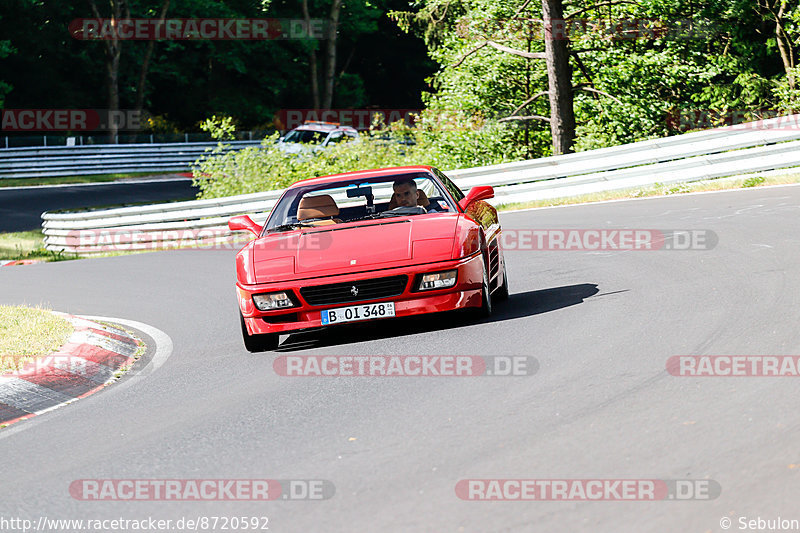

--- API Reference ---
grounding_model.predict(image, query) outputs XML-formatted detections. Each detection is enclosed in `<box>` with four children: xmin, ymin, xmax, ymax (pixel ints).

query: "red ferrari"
<box><xmin>228</xmin><ymin>165</ymin><xmax>508</xmax><ymax>351</ymax></box>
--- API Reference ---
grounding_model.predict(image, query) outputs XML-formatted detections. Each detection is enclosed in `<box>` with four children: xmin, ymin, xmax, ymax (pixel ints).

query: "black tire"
<box><xmin>240</xmin><ymin>313</ymin><xmax>279</xmax><ymax>352</ymax></box>
<box><xmin>476</xmin><ymin>256</ymin><xmax>493</xmax><ymax>318</ymax></box>
<box><xmin>494</xmin><ymin>263</ymin><xmax>509</xmax><ymax>301</ymax></box>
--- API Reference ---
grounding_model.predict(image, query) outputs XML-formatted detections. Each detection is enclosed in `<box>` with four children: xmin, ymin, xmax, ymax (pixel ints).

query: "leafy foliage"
<box><xmin>193</xmin><ymin>114</ymin><xmax>526</xmax><ymax>198</ymax></box>
<box><xmin>393</xmin><ymin>0</ymin><xmax>800</xmax><ymax>154</ymax></box>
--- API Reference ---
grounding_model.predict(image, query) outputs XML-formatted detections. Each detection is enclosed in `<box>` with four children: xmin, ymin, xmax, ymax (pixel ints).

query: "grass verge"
<box><xmin>0</xmin><ymin>306</ymin><xmax>74</xmax><ymax>374</ymax></box>
<box><xmin>0</xmin><ymin>230</ymin><xmax>77</xmax><ymax>262</ymax></box>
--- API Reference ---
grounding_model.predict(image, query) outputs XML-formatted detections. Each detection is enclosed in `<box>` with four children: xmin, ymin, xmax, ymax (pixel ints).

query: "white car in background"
<box><xmin>277</xmin><ymin>121</ymin><xmax>358</xmax><ymax>155</ymax></box>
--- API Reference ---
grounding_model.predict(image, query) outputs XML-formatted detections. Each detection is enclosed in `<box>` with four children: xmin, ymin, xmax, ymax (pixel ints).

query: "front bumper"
<box><xmin>238</xmin><ymin>254</ymin><xmax>484</xmax><ymax>336</ymax></box>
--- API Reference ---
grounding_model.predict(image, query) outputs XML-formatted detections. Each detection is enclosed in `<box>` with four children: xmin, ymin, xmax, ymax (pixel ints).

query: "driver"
<box><xmin>392</xmin><ymin>178</ymin><xmax>440</xmax><ymax>212</ymax></box>
<box><xmin>392</xmin><ymin>178</ymin><xmax>420</xmax><ymax>208</ymax></box>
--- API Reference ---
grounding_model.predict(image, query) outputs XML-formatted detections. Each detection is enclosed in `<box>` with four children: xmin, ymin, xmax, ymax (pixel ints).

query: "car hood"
<box><xmin>252</xmin><ymin>214</ymin><xmax>460</xmax><ymax>283</ymax></box>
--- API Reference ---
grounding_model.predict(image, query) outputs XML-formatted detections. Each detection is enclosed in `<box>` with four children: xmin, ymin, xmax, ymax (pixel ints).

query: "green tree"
<box><xmin>393</xmin><ymin>0</ymin><xmax>799</xmax><ymax>156</ymax></box>
<box><xmin>0</xmin><ymin>16</ymin><xmax>14</xmax><ymax>108</ymax></box>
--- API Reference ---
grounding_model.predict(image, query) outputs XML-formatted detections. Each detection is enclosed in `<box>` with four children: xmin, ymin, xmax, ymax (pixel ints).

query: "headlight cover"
<box><xmin>253</xmin><ymin>291</ymin><xmax>296</xmax><ymax>311</ymax></box>
<box><xmin>417</xmin><ymin>269</ymin><xmax>458</xmax><ymax>291</ymax></box>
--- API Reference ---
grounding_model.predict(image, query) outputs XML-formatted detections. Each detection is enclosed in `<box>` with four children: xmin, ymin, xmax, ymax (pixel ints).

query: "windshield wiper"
<box><xmin>347</xmin><ymin>214</ymin><xmax>382</xmax><ymax>223</ymax></box>
<box><xmin>267</xmin><ymin>222</ymin><xmax>314</xmax><ymax>233</ymax></box>
<box><xmin>377</xmin><ymin>207</ymin><xmax>426</xmax><ymax>218</ymax></box>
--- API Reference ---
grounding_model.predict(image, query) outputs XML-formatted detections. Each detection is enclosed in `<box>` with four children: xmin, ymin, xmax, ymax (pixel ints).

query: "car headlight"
<box><xmin>253</xmin><ymin>291</ymin><xmax>297</xmax><ymax>311</ymax></box>
<box><xmin>417</xmin><ymin>269</ymin><xmax>458</xmax><ymax>291</ymax></box>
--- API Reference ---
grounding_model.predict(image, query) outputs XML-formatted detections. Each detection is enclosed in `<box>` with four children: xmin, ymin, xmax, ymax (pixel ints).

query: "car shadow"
<box><xmin>274</xmin><ymin>283</ymin><xmax>600</xmax><ymax>353</ymax></box>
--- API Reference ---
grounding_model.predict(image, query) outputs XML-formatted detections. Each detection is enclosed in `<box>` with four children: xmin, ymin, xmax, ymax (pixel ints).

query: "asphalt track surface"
<box><xmin>0</xmin><ymin>178</ymin><xmax>197</xmax><ymax>232</ymax></box>
<box><xmin>1</xmin><ymin>185</ymin><xmax>799</xmax><ymax>532</ymax></box>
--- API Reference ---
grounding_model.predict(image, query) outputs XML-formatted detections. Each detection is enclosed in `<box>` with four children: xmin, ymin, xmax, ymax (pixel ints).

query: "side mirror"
<box><xmin>458</xmin><ymin>186</ymin><xmax>494</xmax><ymax>211</ymax></box>
<box><xmin>228</xmin><ymin>215</ymin><xmax>263</xmax><ymax>237</ymax></box>
<box><xmin>278</xmin><ymin>136</ymin><xmax>285</xmax><ymax>142</ymax></box>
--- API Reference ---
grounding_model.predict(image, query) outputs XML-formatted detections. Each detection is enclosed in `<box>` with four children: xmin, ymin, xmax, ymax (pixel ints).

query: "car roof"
<box><xmin>287</xmin><ymin>165</ymin><xmax>437</xmax><ymax>189</ymax></box>
<box><xmin>293</xmin><ymin>122</ymin><xmax>357</xmax><ymax>134</ymax></box>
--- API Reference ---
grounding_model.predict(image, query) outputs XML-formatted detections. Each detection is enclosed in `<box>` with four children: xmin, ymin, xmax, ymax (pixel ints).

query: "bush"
<box><xmin>192</xmin><ymin>113</ymin><xmax>527</xmax><ymax>199</ymax></box>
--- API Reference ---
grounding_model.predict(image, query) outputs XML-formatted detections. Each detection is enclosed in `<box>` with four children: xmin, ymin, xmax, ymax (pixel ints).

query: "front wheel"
<box><xmin>240</xmin><ymin>313</ymin><xmax>279</xmax><ymax>352</ymax></box>
<box><xmin>494</xmin><ymin>263</ymin><xmax>509</xmax><ymax>301</ymax></box>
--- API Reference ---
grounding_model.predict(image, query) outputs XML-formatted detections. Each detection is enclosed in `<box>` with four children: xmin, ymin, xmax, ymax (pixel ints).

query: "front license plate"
<box><xmin>321</xmin><ymin>302</ymin><xmax>396</xmax><ymax>325</ymax></box>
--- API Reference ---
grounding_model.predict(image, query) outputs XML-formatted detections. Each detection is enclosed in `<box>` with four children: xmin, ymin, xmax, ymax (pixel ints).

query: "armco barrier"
<box><xmin>0</xmin><ymin>141</ymin><xmax>262</xmax><ymax>179</ymax></box>
<box><xmin>40</xmin><ymin>114</ymin><xmax>800</xmax><ymax>254</ymax></box>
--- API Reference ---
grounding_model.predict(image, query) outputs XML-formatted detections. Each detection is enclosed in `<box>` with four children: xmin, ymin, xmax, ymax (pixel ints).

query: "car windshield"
<box><xmin>264</xmin><ymin>172</ymin><xmax>457</xmax><ymax>232</ymax></box>
<box><xmin>283</xmin><ymin>129</ymin><xmax>328</xmax><ymax>144</ymax></box>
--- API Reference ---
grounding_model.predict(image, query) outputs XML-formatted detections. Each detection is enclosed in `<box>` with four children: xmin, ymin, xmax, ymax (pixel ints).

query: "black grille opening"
<box><xmin>262</xmin><ymin>313</ymin><xmax>299</xmax><ymax>324</ymax></box>
<box><xmin>300</xmin><ymin>275</ymin><xmax>408</xmax><ymax>306</ymax></box>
